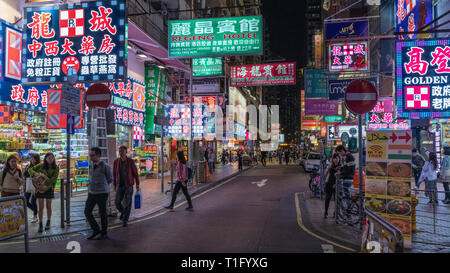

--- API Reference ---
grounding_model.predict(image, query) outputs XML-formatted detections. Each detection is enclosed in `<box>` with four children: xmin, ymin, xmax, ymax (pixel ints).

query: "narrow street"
<box><xmin>0</xmin><ymin>165</ymin><xmax>354</xmax><ymax>253</ymax></box>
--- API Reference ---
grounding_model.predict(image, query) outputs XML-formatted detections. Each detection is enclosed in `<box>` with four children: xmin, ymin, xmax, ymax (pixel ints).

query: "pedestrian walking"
<box><xmin>113</xmin><ymin>146</ymin><xmax>140</xmax><ymax>227</ymax></box>
<box><xmin>412</xmin><ymin>148</ymin><xmax>426</xmax><ymax>188</ymax></box>
<box><xmin>85</xmin><ymin>147</ymin><xmax>113</xmax><ymax>240</ymax></box>
<box><xmin>208</xmin><ymin>150</ymin><xmax>215</xmax><ymax>174</ymax></box>
<box><xmin>284</xmin><ymin>150</ymin><xmax>290</xmax><ymax>165</ymax></box>
<box><xmin>238</xmin><ymin>151</ymin><xmax>243</xmax><ymax>171</ymax></box>
<box><xmin>419</xmin><ymin>151</ymin><xmax>439</xmax><ymax>204</ymax></box>
<box><xmin>28</xmin><ymin>152</ymin><xmax>59</xmax><ymax>233</ymax></box>
<box><xmin>278</xmin><ymin>150</ymin><xmax>283</xmax><ymax>165</ymax></box>
<box><xmin>24</xmin><ymin>154</ymin><xmax>40</xmax><ymax>223</ymax></box>
<box><xmin>324</xmin><ymin>153</ymin><xmax>340</xmax><ymax>218</ymax></box>
<box><xmin>335</xmin><ymin>145</ymin><xmax>355</xmax><ymax>208</ymax></box>
<box><xmin>440</xmin><ymin>147</ymin><xmax>450</xmax><ymax>204</ymax></box>
<box><xmin>268</xmin><ymin>152</ymin><xmax>272</xmax><ymax>163</ymax></box>
<box><xmin>0</xmin><ymin>155</ymin><xmax>24</xmax><ymax>197</ymax></box>
<box><xmin>204</xmin><ymin>147</ymin><xmax>209</xmax><ymax>162</ymax></box>
<box><xmin>261</xmin><ymin>151</ymin><xmax>267</xmax><ymax>166</ymax></box>
<box><xmin>165</xmin><ymin>151</ymin><xmax>193</xmax><ymax>211</ymax></box>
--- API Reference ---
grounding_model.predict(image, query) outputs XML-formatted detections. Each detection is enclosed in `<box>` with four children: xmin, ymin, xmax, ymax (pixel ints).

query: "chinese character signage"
<box><xmin>165</xmin><ymin>104</ymin><xmax>205</xmax><ymax>140</ymax></box>
<box><xmin>108</xmin><ymin>77</ymin><xmax>145</xmax><ymax>127</ymax></box>
<box><xmin>325</xmin><ymin>20</ymin><xmax>369</xmax><ymax>40</ymax></box>
<box><xmin>230</xmin><ymin>62</ymin><xmax>296</xmax><ymax>86</ymax></box>
<box><xmin>329</xmin><ymin>42</ymin><xmax>368</xmax><ymax>72</ymax></box>
<box><xmin>328</xmin><ymin>77</ymin><xmax>377</xmax><ymax>100</ymax></box>
<box><xmin>367</xmin><ymin>98</ymin><xmax>411</xmax><ymax>130</ymax></box>
<box><xmin>22</xmin><ymin>0</ymin><xmax>127</xmax><ymax>85</ymax></box>
<box><xmin>395</xmin><ymin>0</ymin><xmax>432</xmax><ymax>40</ymax></box>
<box><xmin>145</xmin><ymin>66</ymin><xmax>167</xmax><ymax>135</ymax></box>
<box><xmin>365</xmin><ymin>130</ymin><xmax>413</xmax><ymax>246</ymax></box>
<box><xmin>396</xmin><ymin>39</ymin><xmax>450</xmax><ymax>118</ymax></box>
<box><xmin>305</xmin><ymin>98</ymin><xmax>338</xmax><ymax>115</ymax></box>
<box><xmin>168</xmin><ymin>15</ymin><xmax>263</xmax><ymax>58</ymax></box>
<box><xmin>304</xmin><ymin>69</ymin><xmax>337</xmax><ymax>98</ymax></box>
<box><xmin>192</xmin><ymin>78</ymin><xmax>220</xmax><ymax>93</ymax></box>
<box><xmin>192</xmin><ymin>57</ymin><xmax>223</xmax><ymax>77</ymax></box>
<box><xmin>324</xmin><ymin>115</ymin><xmax>343</xmax><ymax>123</ymax></box>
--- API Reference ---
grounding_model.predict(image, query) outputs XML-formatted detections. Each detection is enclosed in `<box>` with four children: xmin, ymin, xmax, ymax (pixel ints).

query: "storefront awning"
<box><xmin>127</xmin><ymin>20</ymin><xmax>191</xmax><ymax>73</ymax></box>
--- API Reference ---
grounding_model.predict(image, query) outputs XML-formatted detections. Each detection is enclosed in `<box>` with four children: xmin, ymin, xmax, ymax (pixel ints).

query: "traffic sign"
<box><xmin>61</xmin><ymin>85</ymin><xmax>81</xmax><ymax>116</ymax></box>
<box><xmin>344</xmin><ymin>79</ymin><xmax>378</xmax><ymax>115</ymax></box>
<box><xmin>86</xmin><ymin>83</ymin><xmax>111</xmax><ymax>108</ymax></box>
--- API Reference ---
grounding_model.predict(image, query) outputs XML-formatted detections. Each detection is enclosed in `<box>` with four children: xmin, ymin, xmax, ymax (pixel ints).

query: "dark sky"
<box><xmin>261</xmin><ymin>0</ymin><xmax>307</xmax><ymax>66</ymax></box>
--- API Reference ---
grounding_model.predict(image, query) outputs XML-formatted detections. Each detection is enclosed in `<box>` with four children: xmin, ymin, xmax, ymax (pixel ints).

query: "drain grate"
<box><xmin>40</xmin><ymin>235</ymin><xmax>68</xmax><ymax>243</ymax></box>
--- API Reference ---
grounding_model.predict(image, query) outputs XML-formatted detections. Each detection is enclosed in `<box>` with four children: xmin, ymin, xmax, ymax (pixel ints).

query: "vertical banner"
<box><xmin>145</xmin><ymin>66</ymin><xmax>167</xmax><ymax>136</ymax></box>
<box><xmin>365</xmin><ymin>130</ymin><xmax>413</xmax><ymax>248</ymax></box>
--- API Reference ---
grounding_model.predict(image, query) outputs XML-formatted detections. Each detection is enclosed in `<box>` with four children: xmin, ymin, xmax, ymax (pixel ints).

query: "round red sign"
<box><xmin>62</xmin><ymin>56</ymin><xmax>80</xmax><ymax>75</ymax></box>
<box><xmin>86</xmin><ymin>83</ymin><xmax>111</xmax><ymax>108</ymax></box>
<box><xmin>344</xmin><ymin>79</ymin><xmax>378</xmax><ymax>115</ymax></box>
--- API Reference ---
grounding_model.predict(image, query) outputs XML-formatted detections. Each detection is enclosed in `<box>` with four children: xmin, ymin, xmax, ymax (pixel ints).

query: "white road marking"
<box><xmin>251</xmin><ymin>179</ymin><xmax>268</xmax><ymax>187</ymax></box>
<box><xmin>321</xmin><ymin>244</ymin><xmax>336</xmax><ymax>253</ymax></box>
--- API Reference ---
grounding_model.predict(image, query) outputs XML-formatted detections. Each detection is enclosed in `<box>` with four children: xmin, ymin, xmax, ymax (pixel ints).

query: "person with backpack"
<box><xmin>165</xmin><ymin>151</ymin><xmax>193</xmax><ymax>211</ymax></box>
<box><xmin>28</xmin><ymin>152</ymin><xmax>59</xmax><ymax>233</ymax></box>
<box><xmin>24</xmin><ymin>154</ymin><xmax>40</xmax><ymax>223</ymax></box>
<box><xmin>419</xmin><ymin>151</ymin><xmax>439</xmax><ymax>204</ymax></box>
<box><xmin>0</xmin><ymin>154</ymin><xmax>24</xmax><ymax>197</ymax></box>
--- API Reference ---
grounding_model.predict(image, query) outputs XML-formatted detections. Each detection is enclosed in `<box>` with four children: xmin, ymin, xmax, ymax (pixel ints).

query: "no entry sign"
<box><xmin>344</xmin><ymin>79</ymin><xmax>378</xmax><ymax>115</ymax></box>
<box><xmin>86</xmin><ymin>83</ymin><xmax>111</xmax><ymax>108</ymax></box>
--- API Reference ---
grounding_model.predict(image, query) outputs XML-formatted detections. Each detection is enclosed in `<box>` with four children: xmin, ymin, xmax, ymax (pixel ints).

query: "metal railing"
<box><xmin>0</xmin><ymin>195</ymin><xmax>29</xmax><ymax>253</ymax></box>
<box><xmin>362</xmin><ymin>207</ymin><xmax>404</xmax><ymax>253</ymax></box>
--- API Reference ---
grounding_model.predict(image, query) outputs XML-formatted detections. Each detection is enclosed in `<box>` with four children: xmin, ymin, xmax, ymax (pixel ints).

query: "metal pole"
<box><xmin>66</xmin><ymin>115</ymin><xmax>71</xmax><ymax>225</ymax></box>
<box><xmin>60</xmin><ymin>179</ymin><xmax>65</xmax><ymax>228</ymax></box>
<box><xmin>358</xmin><ymin>115</ymin><xmax>364</xmax><ymax>229</ymax></box>
<box><xmin>161</xmin><ymin>124</ymin><xmax>164</xmax><ymax>193</ymax></box>
<box><xmin>189</xmin><ymin>60</ymin><xmax>193</xmax><ymax>166</ymax></box>
<box><xmin>22</xmin><ymin>196</ymin><xmax>29</xmax><ymax>253</ymax></box>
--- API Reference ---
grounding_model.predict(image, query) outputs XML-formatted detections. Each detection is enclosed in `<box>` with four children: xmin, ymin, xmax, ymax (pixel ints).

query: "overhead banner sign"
<box><xmin>305</xmin><ymin>69</ymin><xmax>337</xmax><ymax>98</ymax></box>
<box><xmin>230</xmin><ymin>62</ymin><xmax>296</xmax><ymax>86</ymax></box>
<box><xmin>396</xmin><ymin>39</ymin><xmax>450</xmax><ymax>118</ymax></box>
<box><xmin>325</xmin><ymin>20</ymin><xmax>369</xmax><ymax>40</ymax></box>
<box><xmin>329</xmin><ymin>41</ymin><xmax>369</xmax><ymax>72</ymax></box>
<box><xmin>328</xmin><ymin>77</ymin><xmax>377</xmax><ymax>100</ymax></box>
<box><xmin>168</xmin><ymin>15</ymin><xmax>263</xmax><ymax>58</ymax></box>
<box><xmin>305</xmin><ymin>98</ymin><xmax>339</xmax><ymax>115</ymax></box>
<box><xmin>145</xmin><ymin>66</ymin><xmax>167</xmax><ymax>135</ymax></box>
<box><xmin>192</xmin><ymin>57</ymin><xmax>223</xmax><ymax>77</ymax></box>
<box><xmin>395</xmin><ymin>0</ymin><xmax>432</xmax><ymax>40</ymax></box>
<box><xmin>22</xmin><ymin>0</ymin><xmax>127</xmax><ymax>85</ymax></box>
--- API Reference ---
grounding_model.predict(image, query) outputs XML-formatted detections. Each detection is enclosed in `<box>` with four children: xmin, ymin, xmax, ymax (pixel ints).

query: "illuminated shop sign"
<box><xmin>325</xmin><ymin>20</ymin><xmax>369</xmax><ymax>40</ymax></box>
<box><xmin>109</xmin><ymin>78</ymin><xmax>145</xmax><ymax>127</ymax></box>
<box><xmin>396</xmin><ymin>39</ymin><xmax>450</xmax><ymax>118</ymax></box>
<box><xmin>395</xmin><ymin>0</ymin><xmax>432</xmax><ymax>40</ymax></box>
<box><xmin>367</xmin><ymin>98</ymin><xmax>411</xmax><ymax>130</ymax></box>
<box><xmin>165</xmin><ymin>104</ymin><xmax>205</xmax><ymax>140</ymax></box>
<box><xmin>168</xmin><ymin>15</ymin><xmax>263</xmax><ymax>58</ymax></box>
<box><xmin>22</xmin><ymin>0</ymin><xmax>127</xmax><ymax>84</ymax></box>
<box><xmin>192</xmin><ymin>57</ymin><xmax>223</xmax><ymax>77</ymax></box>
<box><xmin>230</xmin><ymin>62</ymin><xmax>296</xmax><ymax>86</ymax></box>
<box><xmin>328</xmin><ymin>42</ymin><xmax>368</xmax><ymax>72</ymax></box>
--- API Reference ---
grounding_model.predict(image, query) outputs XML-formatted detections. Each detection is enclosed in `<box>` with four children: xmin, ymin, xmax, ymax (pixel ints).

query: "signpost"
<box><xmin>344</xmin><ymin>79</ymin><xmax>378</xmax><ymax>229</ymax></box>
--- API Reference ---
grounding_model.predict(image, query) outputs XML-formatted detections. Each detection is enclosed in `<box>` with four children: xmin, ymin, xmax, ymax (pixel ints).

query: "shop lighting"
<box><xmin>137</xmin><ymin>52</ymin><xmax>148</xmax><ymax>58</ymax></box>
<box><xmin>157</xmin><ymin>65</ymin><xmax>166</xmax><ymax>69</ymax></box>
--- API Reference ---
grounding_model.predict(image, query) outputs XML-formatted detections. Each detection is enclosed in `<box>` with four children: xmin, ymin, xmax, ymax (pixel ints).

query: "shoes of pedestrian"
<box><xmin>165</xmin><ymin>205</ymin><xmax>174</xmax><ymax>211</ymax></box>
<box><xmin>428</xmin><ymin>200</ymin><xmax>434</xmax><ymax>204</ymax></box>
<box><xmin>324</xmin><ymin>213</ymin><xmax>328</xmax><ymax>219</ymax></box>
<box><xmin>122</xmin><ymin>221</ymin><xmax>128</xmax><ymax>227</ymax></box>
<box><xmin>38</xmin><ymin>222</ymin><xmax>43</xmax><ymax>233</ymax></box>
<box><xmin>45</xmin><ymin>220</ymin><xmax>51</xmax><ymax>230</ymax></box>
<box><xmin>31</xmin><ymin>216</ymin><xmax>38</xmax><ymax>223</ymax></box>
<box><xmin>119</xmin><ymin>213</ymin><xmax>124</xmax><ymax>221</ymax></box>
<box><xmin>96</xmin><ymin>233</ymin><xmax>108</xmax><ymax>240</ymax></box>
<box><xmin>87</xmin><ymin>231</ymin><xmax>100</xmax><ymax>240</ymax></box>
<box><xmin>186</xmin><ymin>206</ymin><xmax>194</xmax><ymax>210</ymax></box>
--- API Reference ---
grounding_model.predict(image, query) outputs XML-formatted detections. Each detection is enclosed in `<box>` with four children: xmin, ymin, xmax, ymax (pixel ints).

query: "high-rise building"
<box><xmin>306</xmin><ymin>0</ymin><xmax>323</xmax><ymax>68</ymax></box>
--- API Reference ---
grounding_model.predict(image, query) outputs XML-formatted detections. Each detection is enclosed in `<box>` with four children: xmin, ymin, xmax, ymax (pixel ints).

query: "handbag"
<box><xmin>25</xmin><ymin>177</ymin><xmax>35</xmax><ymax>194</ymax></box>
<box><xmin>32</xmin><ymin>173</ymin><xmax>49</xmax><ymax>194</ymax></box>
<box><xmin>134</xmin><ymin>189</ymin><xmax>141</xmax><ymax>209</ymax></box>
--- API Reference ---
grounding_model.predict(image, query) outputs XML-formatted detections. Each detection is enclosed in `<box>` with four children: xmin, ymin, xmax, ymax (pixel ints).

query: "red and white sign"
<box><xmin>59</xmin><ymin>9</ymin><xmax>84</xmax><ymax>37</ymax></box>
<box><xmin>230</xmin><ymin>62</ymin><xmax>296</xmax><ymax>86</ymax></box>
<box><xmin>344</xmin><ymin>79</ymin><xmax>378</xmax><ymax>115</ymax></box>
<box><xmin>5</xmin><ymin>27</ymin><xmax>22</xmax><ymax>80</ymax></box>
<box><xmin>86</xmin><ymin>83</ymin><xmax>111</xmax><ymax>108</ymax></box>
<box><xmin>405</xmin><ymin>86</ymin><xmax>430</xmax><ymax>109</ymax></box>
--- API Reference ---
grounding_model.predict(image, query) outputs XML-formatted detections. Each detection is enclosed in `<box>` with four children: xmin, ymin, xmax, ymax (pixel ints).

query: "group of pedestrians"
<box><xmin>0</xmin><ymin>152</ymin><xmax>60</xmax><ymax>233</ymax></box>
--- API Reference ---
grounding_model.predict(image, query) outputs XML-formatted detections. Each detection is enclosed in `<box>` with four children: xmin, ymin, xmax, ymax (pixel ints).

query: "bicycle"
<box><xmin>309</xmin><ymin>169</ymin><xmax>321</xmax><ymax>197</ymax></box>
<box><xmin>335</xmin><ymin>179</ymin><xmax>364</xmax><ymax>226</ymax></box>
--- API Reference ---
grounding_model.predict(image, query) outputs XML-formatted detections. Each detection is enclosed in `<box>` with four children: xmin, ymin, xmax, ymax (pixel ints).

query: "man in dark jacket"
<box><xmin>335</xmin><ymin>145</ymin><xmax>355</xmax><ymax>209</ymax></box>
<box><xmin>412</xmin><ymin>148</ymin><xmax>425</xmax><ymax>188</ymax></box>
<box><xmin>113</xmin><ymin>146</ymin><xmax>140</xmax><ymax>227</ymax></box>
<box><xmin>85</xmin><ymin>147</ymin><xmax>113</xmax><ymax>240</ymax></box>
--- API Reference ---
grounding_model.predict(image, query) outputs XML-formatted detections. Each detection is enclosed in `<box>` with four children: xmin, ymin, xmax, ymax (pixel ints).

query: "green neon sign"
<box><xmin>193</xmin><ymin>57</ymin><xmax>223</xmax><ymax>77</ymax></box>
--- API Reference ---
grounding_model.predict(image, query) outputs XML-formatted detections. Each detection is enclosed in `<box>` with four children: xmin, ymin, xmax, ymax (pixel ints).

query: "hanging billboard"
<box><xmin>396</xmin><ymin>39</ymin><xmax>450</xmax><ymax>118</ymax></box>
<box><xmin>192</xmin><ymin>57</ymin><xmax>223</xmax><ymax>77</ymax></box>
<box><xmin>328</xmin><ymin>41</ymin><xmax>369</xmax><ymax>72</ymax></box>
<box><xmin>230</xmin><ymin>62</ymin><xmax>296</xmax><ymax>86</ymax></box>
<box><xmin>325</xmin><ymin>20</ymin><xmax>369</xmax><ymax>40</ymax></box>
<box><xmin>22</xmin><ymin>0</ymin><xmax>127</xmax><ymax>85</ymax></box>
<box><xmin>395</xmin><ymin>0</ymin><xmax>432</xmax><ymax>40</ymax></box>
<box><xmin>168</xmin><ymin>15</ymin><xmax>263</xmax><ymax>58</ymax></box>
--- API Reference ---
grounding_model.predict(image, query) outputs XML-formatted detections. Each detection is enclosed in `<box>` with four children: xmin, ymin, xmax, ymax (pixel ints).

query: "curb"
<box><xmin>24</xmin><ymin>165</ymin><xmax>255</xmax><ymax>241</ymax></box>
<box><xmin>297</xmin><ymin>192</ymin><xmax>361</xmax><ymax>251</ymax></box>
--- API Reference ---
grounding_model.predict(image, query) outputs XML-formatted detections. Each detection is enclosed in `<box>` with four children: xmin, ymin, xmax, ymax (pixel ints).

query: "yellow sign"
<box><xmin>367</xmin><ymin>145</ymin><xmax>386</xmax><ymax>160</ymax></box>
<box><xmin>0</xmin><ymin>199</ymin><xmax>26</xmax><ymax>238</ymax></box>
<box><xmin>367</xmin><ymin>132</ymin><xmax>390</xmax><ymax>144</ymax></box>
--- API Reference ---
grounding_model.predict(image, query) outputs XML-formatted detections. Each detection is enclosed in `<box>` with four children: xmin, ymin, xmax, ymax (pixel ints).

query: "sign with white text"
<box><xmin>328</xmin><ymin>42</ymin><xmax>369</xmax><ymax>72</ymax></box>
<box><xmin>230</xmin><ymin>62</ymin><xmax>296</xmax><ymax>86</ymax></box>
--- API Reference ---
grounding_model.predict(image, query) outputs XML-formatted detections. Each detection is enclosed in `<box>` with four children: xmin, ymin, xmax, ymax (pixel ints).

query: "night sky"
<box><xmin>262</xmin><ymin>0</ymin><xmax>307</xmax><ymax>66</ymax></box>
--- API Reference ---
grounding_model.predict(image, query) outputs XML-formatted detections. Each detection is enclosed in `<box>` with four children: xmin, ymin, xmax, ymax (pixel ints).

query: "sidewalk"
<box><xmin>23</xmin><ymin>162</ymin><xmax>251</xmax><ymax>239</ymax></box>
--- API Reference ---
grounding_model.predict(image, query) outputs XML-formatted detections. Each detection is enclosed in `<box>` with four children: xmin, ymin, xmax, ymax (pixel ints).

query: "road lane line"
<box><xmin>294</xmin><ymin>192</ymin><xmax>357</xmax><ymax>252</ymax></box>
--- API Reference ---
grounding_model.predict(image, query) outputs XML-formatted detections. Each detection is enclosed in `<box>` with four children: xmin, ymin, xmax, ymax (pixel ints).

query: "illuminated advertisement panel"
<box><xmin>230</xmin><ymin>62</ymin><xmax>296</xmax><ymax>86</ymax></box>
<box><xmin>396</xmin><ymin>39</ymin><xmax>450</xmax><ymax>118</ymax></box>
<box><xmin>328</xmin><ymin>41</ymin><xmax>369</xmax><ymax>72</ymax></box>
<box><xmin>395</xmin><ymin>0</ymin><xmax>432</xmax><ymax>40</ymax></box>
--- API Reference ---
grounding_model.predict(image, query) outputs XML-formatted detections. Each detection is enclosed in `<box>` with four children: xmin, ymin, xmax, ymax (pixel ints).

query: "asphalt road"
<box><xmin>0</xmin><ymin>165</ymin><xmax>352</xmax><ymax>253</ymax></box>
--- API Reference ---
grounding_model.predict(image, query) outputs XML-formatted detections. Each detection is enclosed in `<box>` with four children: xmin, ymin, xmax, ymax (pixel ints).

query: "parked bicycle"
<box><xmin>309</xmin><ymin>168</ymin><xmax>321</xmax><ymax>197</ymax></box>
<box><xmin>335</xmin><ymin>178</ymin><xmax>364</xmax><ymax>226</ymax></box>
